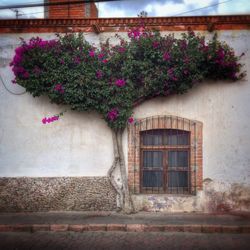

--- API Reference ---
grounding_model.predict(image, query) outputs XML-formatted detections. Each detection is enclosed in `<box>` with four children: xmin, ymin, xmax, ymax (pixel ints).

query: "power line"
<box><xmin>173</xmin><ymin>0</ymin><xmax>234</xmax><ymax>16</ymax></box>
<box><xmin>0</xmin><ymin>74</ymin><xmax>26</xmax><ymax>95</ymax></box>
<box><xmin>14</xmin><ymin>0</ymin><xmax>235</xmax><ymax>18</ymax></box>
<box><xmin>0</xmin><ymin>0</ymin><xmax>121</xmax><ymax>10</ymax></box>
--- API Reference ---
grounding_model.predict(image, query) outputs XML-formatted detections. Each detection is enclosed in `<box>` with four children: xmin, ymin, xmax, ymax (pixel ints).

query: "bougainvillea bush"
<box><xmin>10</xmin><ymin>27</ymin><xmax>245</xmax><ymax>130</ymax></box>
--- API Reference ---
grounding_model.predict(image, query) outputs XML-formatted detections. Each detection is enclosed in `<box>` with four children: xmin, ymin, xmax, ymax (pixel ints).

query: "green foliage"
<box><xmin>10</xmin><ymin>27</ymin><xmax>245</xmax><ymax>130</ymax></box>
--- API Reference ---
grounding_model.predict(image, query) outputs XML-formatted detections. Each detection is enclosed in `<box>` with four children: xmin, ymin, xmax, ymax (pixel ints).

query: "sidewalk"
<box><xmin>0</xmin><ymin>211</ymin><xmax>250</xmax><ymax>233</ymax></box>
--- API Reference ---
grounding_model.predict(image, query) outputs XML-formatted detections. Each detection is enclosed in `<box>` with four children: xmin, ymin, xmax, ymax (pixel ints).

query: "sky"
<box><xmin>0</xmin><ymin>0</ymin><xmax>250</xmax><ymax>19</ymax></box>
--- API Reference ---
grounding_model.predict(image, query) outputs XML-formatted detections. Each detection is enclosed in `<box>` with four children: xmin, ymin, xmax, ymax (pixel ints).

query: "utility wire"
<box><xmin>173</xmin><ymin>0</ymin><xmax>234</xmax><ymax>16</ymax></box>
<box><xmin>0</xmin><ymin>0</ymin><xmax>122</xmax><ymax>10</ymax></box>
<box><xmin>14</xmin><ymin>0</ymin><xmax>234</xmax><ymax>18</ymax></box>
<box><xmin>0</xmin><ymin>74</ymin><xmax>26</xmax><ymax>95</ymax></box>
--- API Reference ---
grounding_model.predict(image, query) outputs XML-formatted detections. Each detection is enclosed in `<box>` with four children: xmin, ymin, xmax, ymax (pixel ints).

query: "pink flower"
<box><xmin>54</xmin><ymin>84</ymin><xmax>64</xmax><ymax>94</ymax></box>
<box><xmin>98</xmin><ymin>53</ymin><xmax>105</xmax><ymax>59</ymax></box>
<box><xmin>115</xmin><ymin>79</ymin><xmax>126</xmax><ymax>87</ymax></box>
<box><xmin>89</xmin><ymin>50</ymin><xmax>95</xmax><ymax>57</ymax></box>
<box><xmin>128</xmin><ymin>117</ymin><xmax>134</xmax><ymax>124</ymax></box>
<box><xmin>152</xmin><ymin>41</ymin><xmax>159</xmax><ymax>48</ymax></box>
<box><xmin>41</xmin><ymin>115</ymin><xmax>59</xmax><ymax>125</ymax></box>
<box><xmin>107</xmin><ymin>108</ymin><xmax>119</xmax><ymax>121</ymax></box>
<box><xmin>128</xmin><ymin>28</ymin><xmax>142</xmax><ymax>39</ymax></box>
<box><xmin>73</xmin><ymin>57</ymin><xmax>81</xmax><ymax>64</ymax></box>
<box><xmin>167</xmin><ymin>68</ymin><xmax>174</xmax><ymax>75</ymax></box>
<box><xmin>96</xmin><ymin>70</ymin><xmax>103</xmax><ymax>79</ymax></box>
<box><xmin>163</xmin><ymin>52</ymin><xmax>171</xmax><ymax>61</ymax></box>
<box><xmin>118</xmin><ymin>47</ymin><xmax>126</xmax><ymax>53</ymax></box>
<box><xmin>102</xmin><ymin>59</ymin><xmax>108</xmax><ymax>63</ymax></box>
<box><xmin>42</xmin><ymin>117</ymin><xmax>47</xmax><ymax>124</ymax></box>
<box><xmin>217</xmin><ymin>48</ymin><xmax>225</xmax><ymax>59</ymax></box>
<box><xmin>23</xmin><ymin>71</ymin><xmax>30</xmax><ymax>79</ymax></box>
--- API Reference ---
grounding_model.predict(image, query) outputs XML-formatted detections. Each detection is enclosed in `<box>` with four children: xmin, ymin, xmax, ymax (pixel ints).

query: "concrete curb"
<box><xmin>0</xmin><ymin>224</ymin><xmax>249</xmax><ymax>234</ymax></box>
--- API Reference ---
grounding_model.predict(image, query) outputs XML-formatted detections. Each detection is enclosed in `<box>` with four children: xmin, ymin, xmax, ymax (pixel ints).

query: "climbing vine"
<box><xmin>10</xmin><ymin>26</ymin><xmax>245</xmax><ymax>213</ymax></box>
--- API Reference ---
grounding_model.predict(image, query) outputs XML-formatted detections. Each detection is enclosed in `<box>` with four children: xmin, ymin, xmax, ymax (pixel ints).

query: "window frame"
<box><xmin>127</xmin><ymin>115</ymin><xmax>203</xmax><ymax>196</ymax></box>
<box><xmin>140</xmin><ymin>130</ymin><xmax>191</xmax><ymax>194</ymax></box>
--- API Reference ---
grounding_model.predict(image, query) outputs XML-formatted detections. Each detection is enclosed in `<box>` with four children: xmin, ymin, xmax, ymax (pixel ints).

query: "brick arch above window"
<box><xmin>128</xmin><ymin>116</ymin><xmax>203</xmax><ymax>195</ymax></box>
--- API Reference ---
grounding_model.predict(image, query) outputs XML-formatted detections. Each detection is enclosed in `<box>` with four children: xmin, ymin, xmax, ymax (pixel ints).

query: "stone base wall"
<box><xmin>0</xmin><ymin>177</ymin><xmax>116</xmax><ymax>212</ymax></box>
<box><xmin>131</xmin><ymin>180</ymin><xmax>250</xmax><ymax>213</ymax></box>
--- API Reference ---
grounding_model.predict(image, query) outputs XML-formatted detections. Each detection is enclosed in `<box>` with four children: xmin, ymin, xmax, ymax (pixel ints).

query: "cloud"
<box><xmin>98</xmin><ymin>0</ymin><xmax>222</xmax><ymax>17</ymax></box>
<box><xmin>0</xmin><ymin>0</ymin><xmax>249</xmax><ymax>19</ymax></box>
<box><xmin>0</xmin><ymin>0</ymin><xmax>43</xmax><ymax>19</ymax></box>
<box><xmin>218</xmin><ymin>0</ymin><xmax>250</xmax><ymax>15</ymax></box>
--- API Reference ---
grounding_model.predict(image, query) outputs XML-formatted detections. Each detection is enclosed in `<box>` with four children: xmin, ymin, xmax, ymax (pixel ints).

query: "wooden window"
<box><xmin>140</xmin><ymin>129</ymin><xmax>190</xmax><ymax>194</ymax></box>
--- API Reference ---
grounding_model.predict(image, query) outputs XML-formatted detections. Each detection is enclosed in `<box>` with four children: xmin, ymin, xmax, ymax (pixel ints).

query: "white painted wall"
<box><xmin>0</xmin><ymin>30</ymin><xmax>250</xmax><ymax>186</ymax></box>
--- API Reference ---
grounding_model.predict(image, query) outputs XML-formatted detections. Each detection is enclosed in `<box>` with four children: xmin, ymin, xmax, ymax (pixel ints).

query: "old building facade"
<box><xmin>0</xmin><ymin>9</ymin><xmax>250</xmax><ymax>212</ymax></box>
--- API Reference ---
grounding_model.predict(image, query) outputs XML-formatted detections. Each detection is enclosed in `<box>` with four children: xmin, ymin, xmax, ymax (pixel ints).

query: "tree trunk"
<box><xmin>108</xmin><ymin>129</ymin><xmax>134</xmax><ymax>214</ymax></box>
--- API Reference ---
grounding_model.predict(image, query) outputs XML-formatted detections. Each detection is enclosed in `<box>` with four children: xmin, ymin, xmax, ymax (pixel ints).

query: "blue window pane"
<box><xmin>168</xmin><ymin>172</ymin><xmax>188</xmax><ymax>187</ymax></box>
<box><xmin>168</xmin><ymin>151</ymin><xmax>188</xmax><ymax>168</ymax></box>
<box><xmin>143</xmin><ymin>130</ymin><xmax>163</xmax><ymax>145</ymax></box>
<box><xmin>143</xmin><ymin>151</ymin><xmax>163</xmax><ymax>168</ymax></box>
<box><xmin>143</xmin><ymin>171</ymin><xmax>163</xmax><ymax>187</ymax></box>
<box><xmin>142</xmin><ymin>129</ymin><xmax>189</xmax><ymax>146</ymax></box>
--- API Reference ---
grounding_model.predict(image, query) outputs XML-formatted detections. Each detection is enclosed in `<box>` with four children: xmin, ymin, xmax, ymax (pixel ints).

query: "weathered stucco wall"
<box><xmin>0</xmin><ymin>30</ymin><xmax>250</xmax><ymax>212</ymax></box>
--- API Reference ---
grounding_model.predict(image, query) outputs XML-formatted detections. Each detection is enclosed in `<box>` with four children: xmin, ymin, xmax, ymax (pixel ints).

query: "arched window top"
<box><xmin>133</xmin><ymin>115</ymin><xmax>202</xmax><ymax>132</ymax></box>
<box><xmin>141</xmin><ymin>129</ymin><xmax>190</xmax><ymax>146</ymax></box>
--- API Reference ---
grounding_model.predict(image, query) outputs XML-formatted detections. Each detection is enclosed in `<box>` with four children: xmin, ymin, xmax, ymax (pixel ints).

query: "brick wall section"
<box><xmin>0</xmin><ymin>15</ymin><xmax>249</xmax><ymax>33</ymax></box>
<box><xmin>128</xmin><ymin>116</ymin><xmax>203</xmax><ymax>194</ymax></box>
<box><xmin>0</xmin><ymin>177</ymin><xmax>116</xmax><ymax>212</ymax></box>
<box><xmin>48</xmin><ymin>0</ymin><xmax>98</xmax><ymax>19</ymax></box>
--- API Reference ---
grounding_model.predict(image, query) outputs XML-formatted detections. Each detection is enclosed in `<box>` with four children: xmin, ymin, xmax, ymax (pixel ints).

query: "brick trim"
<box><xmin>0</xmin><ymin>224</ymin><xmax>248</xmax><ymax>233</ymax></box>
<box><xmin>128</xmin><ymin>116</ymin><xmax>203</xmax><ymax>194</ymax></box>
<box><xmin>0</xmin><ymin>15</ymin><xmax>249</xmax><ymax>33</ymax></box>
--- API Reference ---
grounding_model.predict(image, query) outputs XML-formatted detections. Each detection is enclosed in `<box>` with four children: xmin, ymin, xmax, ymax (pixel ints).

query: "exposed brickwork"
<box><xmin>0</xmin><ymin>177</ymin><xmax>116</xmax><ymax>212</ymax></box>
<box><xmin>128</xmin><ymin>116</ymin><xmax>203</xmax><ymax>194</ymax></box>
<box><xmin>48</xmin><ymin>0</ymin><xmax>98</xmax><ymax>19</ymax></box>
<box><xmin>0</xmin><ymin>15</ymin><xmax>249</xmax><ymax>33</ymax></box>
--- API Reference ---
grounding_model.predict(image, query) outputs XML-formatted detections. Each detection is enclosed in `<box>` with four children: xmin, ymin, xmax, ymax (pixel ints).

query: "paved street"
<box><xmin>0</xmin><ymin>232</ymin><xmax>250</xmax><ymax>250</ymax></box>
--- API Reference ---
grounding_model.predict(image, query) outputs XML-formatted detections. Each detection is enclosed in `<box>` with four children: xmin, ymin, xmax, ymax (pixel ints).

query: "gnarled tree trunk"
<box><xmin>108</xmin><ymin>129</ymin><xmax>134</xmax><ymax>213</ymax></box>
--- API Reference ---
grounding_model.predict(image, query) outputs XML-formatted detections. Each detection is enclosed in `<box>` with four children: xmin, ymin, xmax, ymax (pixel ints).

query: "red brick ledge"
<box><xmin>0</xmin><ymin>224</ymin><xmax>249</xmax><ymax>234</ymax></box>
<box><xmin>0</xmin><ymin>15</ymin><xmax>249</xmax><ymax>33</ymax></box>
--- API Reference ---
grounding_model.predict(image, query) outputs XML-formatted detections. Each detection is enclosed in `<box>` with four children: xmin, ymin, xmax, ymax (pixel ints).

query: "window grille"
<box><xmin>141</xmin><ymin>129</ymin><xmax>190</xmax><ymax>194</ymax></box>
<box><xmin>127</xmin><ymin>115</ymin><xmax>203</xmax><ymax>195</ymax></box>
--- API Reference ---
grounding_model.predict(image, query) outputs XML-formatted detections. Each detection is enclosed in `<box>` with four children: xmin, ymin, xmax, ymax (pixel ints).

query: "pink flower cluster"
<box><xmin>163</xmin><ymin>52</ymin><xmax>171</xmax><ymax>61</ymax></box>
<box><xmin>10</xmin><ymin>37</ymin><xmax>58</xmax><ymax>79</ymax></box>
<box><xmin>54</xmin><ymin>84</ymin><xmax>64</xmax><ymax>94</ymax></box>
<box><xmin>118</xmin><ymin>47</ymin><xmax>126</xmax><ymax>53</ymax></box>
<box><xmin>42</xmin><ymin>115</ymin><xmax>59</xmax><ymax>124</ymax></box>
<box><xmin>89</xmin><ymin>50</ymin><xmax>95</xmax><ymax>57</ymax></box>
<box><xmin>98</xmin><ymin>53</ymin><xmax>105</xmax><ymax>59</ymax></box>
<box><xmin>152</xmin><ymin>41</ymin><xmax>160</xmax><ymax>48</ymax></box>
<box><xmin>107</xmin><ymin>108</ymin><xmax>119</xmax><ymax>121</ymax></box>
<box><xmin>96</xmin><ymin>70</ymin><xmax>103</xmax><ymax>79</ymax></box>
<box><xmin>73</xmin><ymin>57</ymin><xmax>81</xmax><ymax>64</ymax></box>
<box><xmin>128</xmin><ymin>117</ymin><xmax>134</xmax><ymax>124</ymax></box>
<box><xmin>115</xmin><ymin>79</ymin><xmax>126</xmax><ymax>87</ymax></box>
<box><xmin>167</xmin><ymin>68</ymin><xmax>178</xmax><ymax>81</ymax></box>
<box><xmin>128</xmin><ymin>26</ymin><xmax>146</xmax><ymax>39</ymax></box>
